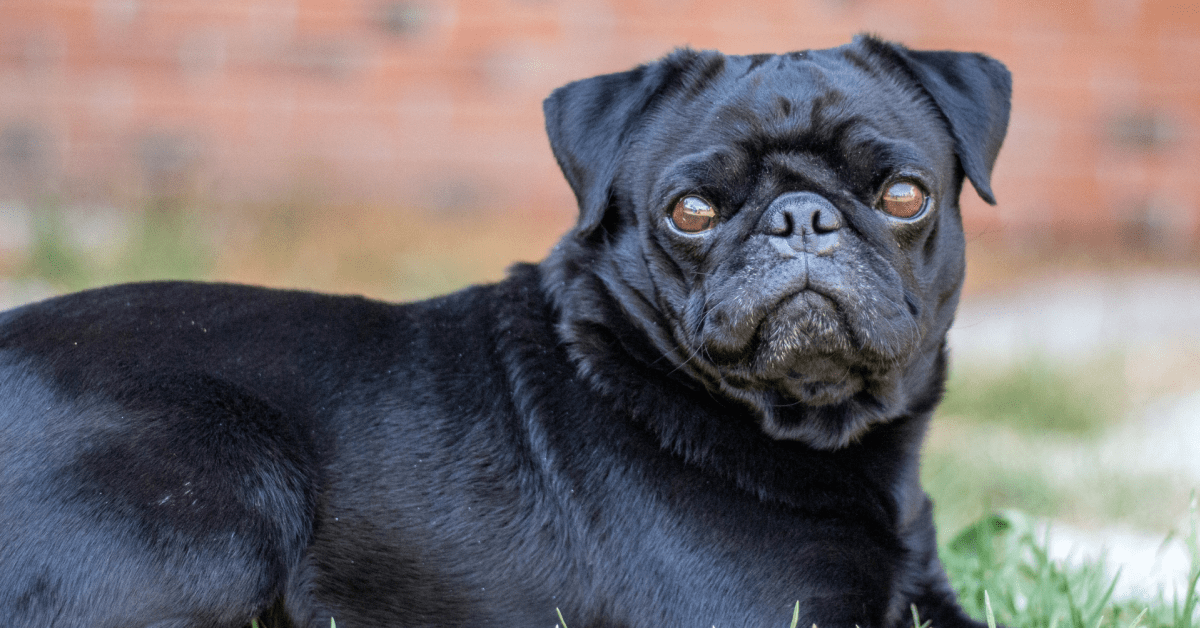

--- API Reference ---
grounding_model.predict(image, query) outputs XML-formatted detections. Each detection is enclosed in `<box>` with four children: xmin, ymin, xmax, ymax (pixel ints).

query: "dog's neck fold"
<box><xmin>538</xmin><ymin>238</ymin><xmax>947</xmax><ymax>452</ymax></box>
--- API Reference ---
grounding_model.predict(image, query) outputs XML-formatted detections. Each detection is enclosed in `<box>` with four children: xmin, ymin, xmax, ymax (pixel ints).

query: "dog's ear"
<box><xmin>544</xmin><ymin>50</ymin><xmax>705</xmax><ymax>239</ymax></box>
<box><xmin>864</xmin><ymin>37</ymin><xmax>1012</xmax><ymax>205</ymax></box>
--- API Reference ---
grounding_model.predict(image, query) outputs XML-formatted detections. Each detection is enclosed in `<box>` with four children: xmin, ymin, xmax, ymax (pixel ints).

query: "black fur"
<box><xmin>0</xmin><ymin>36</ymin><xmax>1010</xmax><ymax>628</ymax></box>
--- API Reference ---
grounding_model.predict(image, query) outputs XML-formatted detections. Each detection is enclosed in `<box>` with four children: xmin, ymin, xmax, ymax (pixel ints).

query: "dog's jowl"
<box><xmin>0</xmin><ymin>36</ymin><xmax>1009</xmax><ymax>628</ymax></box>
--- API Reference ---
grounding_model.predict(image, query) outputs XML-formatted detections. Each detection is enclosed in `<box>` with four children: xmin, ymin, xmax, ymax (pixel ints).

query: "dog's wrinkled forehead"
<box><xmin>665</xmin><ymin>50</ymin><xmax>916</xmax><ymax>134</ymax></box>
<box><xmin>633</xmin><ymin>49</ymin><xmax>952</xmax><ymax>201</ymax></box>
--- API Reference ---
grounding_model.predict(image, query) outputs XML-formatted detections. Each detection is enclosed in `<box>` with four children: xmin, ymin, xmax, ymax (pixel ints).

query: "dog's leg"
<box><xmin>894</xmin><ymin>496</ymin><xmax>993</xmax><ymax>628</ymax></box>
<box><xmin>0</xmin><ymin>365</ymin><xmax>318</xmax><ymax>627</ymax></box>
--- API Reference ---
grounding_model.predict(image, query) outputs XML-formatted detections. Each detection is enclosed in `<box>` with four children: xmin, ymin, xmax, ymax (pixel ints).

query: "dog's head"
<box><xmin>540</xmin><ymin>36</ymin><xmax>1010</xmax><ymax>449</ymax></box>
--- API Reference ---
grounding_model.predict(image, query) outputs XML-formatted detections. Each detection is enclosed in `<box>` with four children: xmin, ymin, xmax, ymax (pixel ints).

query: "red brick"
<box><xmin>0</xmin><ymin>0</ymin><xmax>1196</xmax><ymax>249</ymax></box>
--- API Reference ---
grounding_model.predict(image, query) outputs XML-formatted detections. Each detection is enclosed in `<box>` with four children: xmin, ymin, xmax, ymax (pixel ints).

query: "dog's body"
<box><xmin>0</xmin><ymin>37</ymin><xmax>1010</xmax><ymax>628</ymax></box>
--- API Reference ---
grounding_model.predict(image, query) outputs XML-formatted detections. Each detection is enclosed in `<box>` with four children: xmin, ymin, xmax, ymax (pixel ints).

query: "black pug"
<box><xmin>0</xmin><ymin>36</ymin><xmax>1010</xmax><ymax>628</ymax></box>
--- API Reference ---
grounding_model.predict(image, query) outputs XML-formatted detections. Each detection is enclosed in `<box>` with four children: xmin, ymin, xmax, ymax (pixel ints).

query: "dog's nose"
<box><xmin>762</xmin><ymin>192</ymin><xmax>842</xmax><ymax>255</ymax></box>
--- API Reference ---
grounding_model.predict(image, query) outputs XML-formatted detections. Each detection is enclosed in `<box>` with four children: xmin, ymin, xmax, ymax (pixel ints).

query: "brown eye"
<box><xmin>670</xmin><ymin>196</ymin><xmax>717</xmax><ymax>233</ymax></box>
<box><xmin>879</xmin><ymin>181</ymin><xmax>927</xmax><ymax>219</ymax></box>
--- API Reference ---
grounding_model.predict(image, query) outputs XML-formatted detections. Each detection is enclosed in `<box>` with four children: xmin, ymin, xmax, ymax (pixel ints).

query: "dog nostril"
<box><xmin>767</xmin><ymin>208</ymin><xmax>793</xmax><ymax>237</ymax></box>
<box><xmin>812</xmin><ymin>208</ymin><xmax>842</xmax><ymax>234</ymax></box>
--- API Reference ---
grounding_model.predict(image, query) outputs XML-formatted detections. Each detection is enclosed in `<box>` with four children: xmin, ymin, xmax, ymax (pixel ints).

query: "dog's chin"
<box><xmin>760</xmin><ymin>393</ymin><xmax>886</xmax><ymax>448</ymax></box>
<box><xmin>715</xmin><ymin>374</ymin><xmax>889</xmax><ymax>449</ymax></box>
<box><xmin>752</xmin><ymin>354</ymin><xmax>880</xmax><ymax>447</ymax></box>
<box><xmin>774</xmin><ymin>364</ymin><xmax>866</xmax><ymax>407</ymax></box>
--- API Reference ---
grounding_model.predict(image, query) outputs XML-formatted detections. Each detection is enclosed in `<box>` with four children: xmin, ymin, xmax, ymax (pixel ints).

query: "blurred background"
<box><xmin>1</xmin><ymin>0</ymin><xmax>1198</xmax><ymax>599</ymax></box>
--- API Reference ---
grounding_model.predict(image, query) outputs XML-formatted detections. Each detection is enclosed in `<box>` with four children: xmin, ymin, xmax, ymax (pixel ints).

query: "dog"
<box><xmin>0</xmin><ymin>35</ymin><xmax>1010</xmax><ymax>628</ymax></box>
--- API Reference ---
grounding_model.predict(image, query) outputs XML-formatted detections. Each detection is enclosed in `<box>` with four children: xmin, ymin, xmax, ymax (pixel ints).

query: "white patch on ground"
<box><xmin>1040</xmin><ymin>520</ymin><xmax>1194</xmax><ymax>601</ymax></box>
<box><xmin>1100</xmin><ymin>392</ymin><xmax>1200</xmax><ymax>482</ymax></box>
<box><xmin>1024</xmin><ymin>391</ymin><xmax>1200</xmax><ymax>487</ymax></box>
<box><xmin>951</xmin><ymin>272</ymin><xmax>1200</xmax><ymax>364</ymax></box>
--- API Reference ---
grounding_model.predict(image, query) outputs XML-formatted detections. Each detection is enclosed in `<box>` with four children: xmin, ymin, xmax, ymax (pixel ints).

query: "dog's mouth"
<box><xmin>698</xmin><ymin>290</ymin><xmax>857</xmax><ymax>403</ymax></box>
<box><xmin>690</xmin><ymin>283</ymin><xmax>917</xmax><ymax>408</ymax></box>
<box><xmin>751</xmin><ymin>290</ymin><xmax>854</xmax><ymax>367</ymax></box>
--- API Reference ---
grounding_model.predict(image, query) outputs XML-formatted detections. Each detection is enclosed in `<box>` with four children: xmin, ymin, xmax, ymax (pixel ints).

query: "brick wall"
<box><xmin>1</xmin><ymin>0</ymin><xmax>1197</xmax><ymax>250</ymax></box>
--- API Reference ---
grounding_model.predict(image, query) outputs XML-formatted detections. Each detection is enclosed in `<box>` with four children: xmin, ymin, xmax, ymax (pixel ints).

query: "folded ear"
<box><xmin>543</xmin><ymin>50</ymin><xmax>704</xmax><ymax>238</ymax></box>
<box><xmin>865</xmin><ymin>37</ymin><xmax>1012</xmax><ymax>205</ymax></box>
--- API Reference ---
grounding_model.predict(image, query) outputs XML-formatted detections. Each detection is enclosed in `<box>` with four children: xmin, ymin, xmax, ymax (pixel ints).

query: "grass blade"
<box><xmin>1127</xmin><ymin>607</ymin><xmax>1148</xmax><ymax>628</ymax></box>
<box><xmin>911</xmin><ymin>604</ymin><xmax>931</xmax><ymax>628</ymax></box>
<box><xmin>1177</xmin><ymin>567</ymin><xmax>1199</xmax><ymax>628</ymax></box>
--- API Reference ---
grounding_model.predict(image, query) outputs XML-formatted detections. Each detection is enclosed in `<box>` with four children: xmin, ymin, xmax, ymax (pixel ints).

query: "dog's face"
<box><xmin>542</xmin><ymin>37</ymin><xmax>1010</xmax><ymax>449</ymax></box>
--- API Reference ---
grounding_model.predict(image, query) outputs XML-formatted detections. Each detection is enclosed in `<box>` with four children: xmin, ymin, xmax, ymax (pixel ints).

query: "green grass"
<box><xmin>939</xmin><ymin>356</ymin><xmax>1124</xmax><ymax>437</ymax></box>
<box><xmin>943</xmin><ymin>508</ymin><xmax>1200</xmax><ymax>628</ymax></box>
<box><xmin>924</xmin><ymin>445</ymin><xmax>1189</xmax><ymax>541</ymax></box>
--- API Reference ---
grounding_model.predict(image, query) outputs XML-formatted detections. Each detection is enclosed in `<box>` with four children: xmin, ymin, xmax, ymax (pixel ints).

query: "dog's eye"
<box><xmin>671</xmin><ymin>196</ymin><xmax>717</xmax><ymax>233</ymax></box>
<box><xmin>879</xmin><ymin>181</ymin><xmax>926</xmax><ymax>219</ymax></box>
<box><xmin>879</xmin><ymin>181</ymin><xmax>927</xmax><ymax>219</ymax></box>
